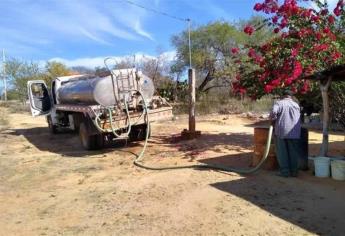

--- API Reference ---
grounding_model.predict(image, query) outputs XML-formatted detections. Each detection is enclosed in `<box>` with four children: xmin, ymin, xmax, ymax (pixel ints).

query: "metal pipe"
<box><xmin>187</xmin><ymin>19</ymin><xmax>192</xmax><ymax>69</ymax></box>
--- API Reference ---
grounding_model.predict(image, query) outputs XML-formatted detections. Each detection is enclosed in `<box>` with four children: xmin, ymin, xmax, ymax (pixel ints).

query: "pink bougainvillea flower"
<box><xmin>264</xmin><ymin>84</ymin><xmax>274</xmax><ymax>93</ymax></box>
<box><xmin>332</xmin><ymin>51</ymin><xmax>342</xmax><ymax>61</ymax></box>
<box><xmin>315</xmin><ymin>32</ymin><xmax>322</xmax><ymax>40</ymax></box>
<box><xmin>231</xmin><ymin>47</ymin><xmax>239</xmax><ymax>54</ymax></box>
<box><xmin>285</xmin><ymin>78</ymin><xmax>293</xmax><ymax>85</ymax></box>
<box><xmin>271</xmin><ymin>78</ymin><xmax>280</xmax><ymax>86</ymax></box>
<box><xmin>334</xmin><ymin>6</ymin><xmax>341</xmax><ymax>16</ymax></box>
<box><xmin>272</xmin><ymin>15</ymin><xmax>279</xmax><ymax>23</ymax></box>
<box><xmin>244</xmin><ymin>25</ymin><xmax>255</xmax><ymax>35</ymax></box>
<box><xmin>292</xmin><ymin>61</ymin><xmax>303</xmax><ymax>79</ymax></box>
<box><xmin>248</xmin><ymin>48</ymin><xmax>257</xmax><ymax>58</ymax></box>
<box><xmin>300</xmin><ymin>81</ymin><xmax>310</xmax><ymax>94</ymax></box>
<box><xmin>239</xmin><ymin>88</ymin><xmax>247</xmax><ymax>94</ymax></box>
<box><xmin>254</xmin><ymin>3</ymin><xmax>263</xmax><ymax>11</ymax></box>
<box><xmin>291</xmin><ymin>48</ymin><xmax>299</xmax><ymax>57</ymax></box>
<box><xmin>328</xmin><ymin>15</ymin><xmax>335</xmax><ymax>24</ymax></box>
<box><xmin>323</xmin><ymin>27</ymin><xmax>331</xmax><ymax>34</ymax></box>
<box><xmin>280</xmin><ymin>18</ymin><xmax>288</xmax><ymax>28</ymax></box>
<box><xmin>291</xmin><ymin>86</ymin><xmax>297</xmax><ymax>93</ymax></box>
<box><xmin>314</xmin><ymin>43</ymin><xmax>329</xmax><ymax>52</ymax></box>
<box><xmin>311</xmin><ymin>15</ymin><xmax>320</xmax><ymax>22</ymax></box>
<box><xmin>321</xmin><ymin>9</ymin><xmax>328</xmax><ymax>15</ymax></box>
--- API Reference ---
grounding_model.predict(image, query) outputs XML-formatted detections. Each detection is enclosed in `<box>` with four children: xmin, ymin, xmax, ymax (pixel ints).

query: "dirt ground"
<box><xmin>0</xmin><ymin>108</ymin><xmax>344</xmax><ymax>236</ymax></box>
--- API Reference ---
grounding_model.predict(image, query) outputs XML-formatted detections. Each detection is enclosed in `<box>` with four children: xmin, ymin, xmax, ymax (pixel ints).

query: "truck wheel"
<box><xmin>79</xmin><ymin>122</ymin><xmax>104</xmax><ymax>150</ymax></box>
<box><xmin>94</xmin><ymin>134</ymin><xmax>104</xmax><ymax>149</ymax></box>
<box><xmin>79</xmin><ymin>122</ymin><xmax>93</xmax><ymax>150</ymax></box>
<box><xmin>47</xmin><ymin>115</ymin><xmax>58</xmax><ymax>134</ymax></box>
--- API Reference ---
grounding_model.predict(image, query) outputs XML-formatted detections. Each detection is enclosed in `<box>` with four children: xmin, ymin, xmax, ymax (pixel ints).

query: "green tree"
<box><xmin>171</xmin><ymin>18</ymin><xmax>273</xmax><ymax>93</ymax></box>
<box><xmin>5</xmin><ymin>58</ymin><xmax>41</xmax><ymax>104</ymax></box>
<box><xmin>43</xmin><ymin>61</ymin><xmax>71</xmax><ymax>86</ymax></box>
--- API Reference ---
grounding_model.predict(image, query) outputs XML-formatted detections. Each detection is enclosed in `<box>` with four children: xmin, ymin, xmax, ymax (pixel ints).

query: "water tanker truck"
<box><xmin>27</xmin><ymin>66</ymin><xmax>172</xmax><ymax>150</ymax></box>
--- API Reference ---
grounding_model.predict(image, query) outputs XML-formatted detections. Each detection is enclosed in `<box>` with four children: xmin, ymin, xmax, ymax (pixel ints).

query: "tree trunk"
<box><xmin>319</xmin><ymin>76</ymin><xmax>332</xmax><ymax>157</ymax></box>
<box><xmin>197</xmin><ymin>69</ymin><xmax>215</xmax><ymax>92</ymax></box>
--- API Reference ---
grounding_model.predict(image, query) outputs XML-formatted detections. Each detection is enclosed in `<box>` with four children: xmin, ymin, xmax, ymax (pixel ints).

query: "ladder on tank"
<box><xmin>115</xmin><ymin>69</ymin><xmax>136</xmax><ymax>103</ymax></box>
<box><xmin>103</xmin><ymin>57</ymin><xmax>137</xmax><ymax>107</ymax></box>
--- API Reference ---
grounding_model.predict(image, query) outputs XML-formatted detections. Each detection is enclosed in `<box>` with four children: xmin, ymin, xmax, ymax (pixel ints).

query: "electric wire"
<box><xmin>121</xmin><ymin>0</ymin><xmax>188</xmax><ymax>22</ymax></box>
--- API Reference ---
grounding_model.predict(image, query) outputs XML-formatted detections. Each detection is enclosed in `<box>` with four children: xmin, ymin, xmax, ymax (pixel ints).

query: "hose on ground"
<box><xmin>132</xmin><ymin>90</ymin><xmax>274</xmax><ymax>174</ymax></box>
<box><xmin>98</xmin><ymin>62</ymin><xmax>273</xmax><ymax>174</ymax></box>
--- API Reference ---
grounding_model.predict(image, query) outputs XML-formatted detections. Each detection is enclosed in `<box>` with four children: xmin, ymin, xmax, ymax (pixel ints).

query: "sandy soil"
<box><xmin>0</xmin><ymin>108</ymin><xmax>344</xmax><ymax>236</ymax></box>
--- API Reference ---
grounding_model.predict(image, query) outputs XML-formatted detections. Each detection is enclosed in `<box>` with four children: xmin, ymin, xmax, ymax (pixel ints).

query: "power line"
<box><xmin>122</xmin><ymin>0</ymin><xmax>188</xmax><ymax>22</ymax></box>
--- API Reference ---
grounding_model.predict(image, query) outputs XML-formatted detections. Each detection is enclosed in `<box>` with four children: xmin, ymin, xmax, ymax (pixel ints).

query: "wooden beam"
<box><xmin>189</xmin><ymin>68</ymin><xmax>196</xmax><ymax>132</ymax></box>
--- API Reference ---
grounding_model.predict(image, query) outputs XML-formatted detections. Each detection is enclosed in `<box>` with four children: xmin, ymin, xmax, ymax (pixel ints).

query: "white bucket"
<box><xmin>314</xmin><ymin>157</ymin><xmax>331</xmax><ymax>178</ymax></box>
<box><xmin>331</xmin><ymin>159</ymin><xmax>345</xmax><ymax>181</ymax></box>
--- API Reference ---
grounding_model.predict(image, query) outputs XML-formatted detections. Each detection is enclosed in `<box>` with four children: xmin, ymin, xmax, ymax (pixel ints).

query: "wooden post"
<box><xmin>181</xmin><ymin>68</ymin><xmax>201</xmax><ymax>139</ymax></box>
<box><xmin>320</xmin><ymin>76</ymin><xmax>332</xmax><ymax>156</ymax></box>
<box><xmin>189</xmin><ymin>68</ymin><xmax>196</xmax><ymax>132</ymax></box>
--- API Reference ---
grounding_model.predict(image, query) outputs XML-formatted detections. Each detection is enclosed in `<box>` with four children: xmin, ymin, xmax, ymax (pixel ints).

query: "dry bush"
<box><xmin>0</xmin><ymin>100</ymin><xmax>30</xmax><ymax>114</ymax></box>
<box><xmin>0</xmin><ymin>109</ymin><xmax>9</xmax><ymax>127</ymax></box>
<box><xmin>173</xmin><ymin>92</ymin><xmax>273</xmax><ymax>115</ymax></box>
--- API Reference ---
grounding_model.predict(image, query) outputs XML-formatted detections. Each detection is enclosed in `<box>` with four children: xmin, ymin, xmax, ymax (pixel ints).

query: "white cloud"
<box><xmin>107</xmin><ymin>2</ymin><xmax>154</xmax><ymax>41</ymax></box>
<box><xmin>78</xmin><ymin>28</ymin><xmax>113</xmax><ymax>46</ymax></box>
<box><xmin>48</xmin><ymin>57</ymin><xmax>112</xmax><ymax>68</ymax></box>
<box><xmin>47</xmin><ymin>51</ymin><xmax>176</xmax><ymax>68</ymax></box>
<box><xmin>134</xmin><ymin>21</ymin><xmax>155</xmax><ymax>41</ymax></box>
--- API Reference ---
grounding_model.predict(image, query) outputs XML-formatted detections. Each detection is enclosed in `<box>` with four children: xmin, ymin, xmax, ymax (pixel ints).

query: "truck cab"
<box><xmin>27</xmin><ymin>75</ymin><xmax>85</xmax><ymax>117</ymax></box>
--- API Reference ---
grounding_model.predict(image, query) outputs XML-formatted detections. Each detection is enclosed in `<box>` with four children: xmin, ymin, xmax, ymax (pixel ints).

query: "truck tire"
<box><xmin>79</xmin><ymin>122</ymin><xmax>104</xmax><ymax>150</ymax></box>
<box><xmin>129</xmin><ymin>123</ymin><xmax>151</xmax><ymax>141</ymax></box>
<box><xmin>47</xmin><ymin>115</ymin><xmax>58</xmax><ymax>134</ymax></box>
<box><xmin>94</xmin><ymin>134</ymin><xmax>104</xmax><ymax>149</ymax></box>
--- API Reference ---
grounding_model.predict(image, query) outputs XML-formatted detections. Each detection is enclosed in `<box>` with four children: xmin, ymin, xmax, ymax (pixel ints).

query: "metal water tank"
<box><xmin>57</xmin><ymin>76</ymin><xmax>119</xmax><ymax>106</ymax></box>
<box><xmin>56</xmin><ymin>70</ymin><xmax>155</xmax><ymax>107</ymax></box>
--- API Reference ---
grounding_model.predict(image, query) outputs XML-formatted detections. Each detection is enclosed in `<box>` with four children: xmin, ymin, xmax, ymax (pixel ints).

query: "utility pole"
<box><xmin>2</xmin><ymin>49</ymin><xmax>7</xmax><ymax>101</ymax></box>
<box><xmin>187</xmin><ymin>18</ymin><xmax>192</xmax><ymax>69</ymax></box>
<box><xmin>181</xmin><ymin>19</ymin><xmax>201</xmax><ymax>139</ymax></box>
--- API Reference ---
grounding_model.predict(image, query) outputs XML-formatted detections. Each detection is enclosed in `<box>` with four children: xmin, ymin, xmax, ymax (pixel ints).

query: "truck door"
<box><xmin>27</xmin><ymin>80</ymin><xmax>52</xmax><ymax>116</ymax></box>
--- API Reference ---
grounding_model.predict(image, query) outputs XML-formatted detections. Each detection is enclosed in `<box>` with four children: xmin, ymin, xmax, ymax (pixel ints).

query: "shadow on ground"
<box><xmin>150</xmin><ymin>132</ymin><xmax>253</xmax><ymax>161</ymax></box>
<box><xmin>4</xmin><ymin>127</ymin><xmax>138</xmax><ymax>157</ymax></box>
<box><xmin>211</xmin><ymin>175</ymin><xmax>345</xmax><ymax>235</ymax></box>
<box><xmin>199</xmin><ymin>152</ymin><xmax>253</xmax><ymax>170</ymax></box>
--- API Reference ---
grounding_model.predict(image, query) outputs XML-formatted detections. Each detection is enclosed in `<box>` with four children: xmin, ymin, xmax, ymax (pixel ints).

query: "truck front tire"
<box><xmin>47</xmin><ymin>115</ymin><xmax>58</xmax><ymax>134</ymax></box>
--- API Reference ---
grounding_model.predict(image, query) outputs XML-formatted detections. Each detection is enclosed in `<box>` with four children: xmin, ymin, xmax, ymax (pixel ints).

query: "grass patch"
<box><xmin>0</xmin><ymin>100</ymin><xmax>30</xmax><ymax>113</ymax></box>
<box><xmin>0</xmin><ymin>110</ymin><xmax>9</xmax><ymax>127</ymax></box>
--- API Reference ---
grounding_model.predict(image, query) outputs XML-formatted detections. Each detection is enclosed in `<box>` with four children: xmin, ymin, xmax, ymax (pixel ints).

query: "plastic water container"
<box><xmin>331</xmin><ymin>159</ymin><xmax>345</xmax><ymax>181</ymax></box>
<box><xmin>314</xmin><ymin>157</ymin><xmax>331</xmax><ymax>178</ymax></box>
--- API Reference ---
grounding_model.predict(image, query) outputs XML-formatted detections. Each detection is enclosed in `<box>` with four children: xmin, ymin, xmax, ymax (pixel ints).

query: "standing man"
<box><xmin>270</xmin><ymin>90</ymin><xmax>301</xmax><ymax>177</ymax></box>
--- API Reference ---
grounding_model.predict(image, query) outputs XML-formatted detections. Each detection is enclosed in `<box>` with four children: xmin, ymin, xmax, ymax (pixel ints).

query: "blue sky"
<box><xmin>0</xmin><ymin>0</ymin><xmax>260</xmax><ymax>68</ymax></box>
